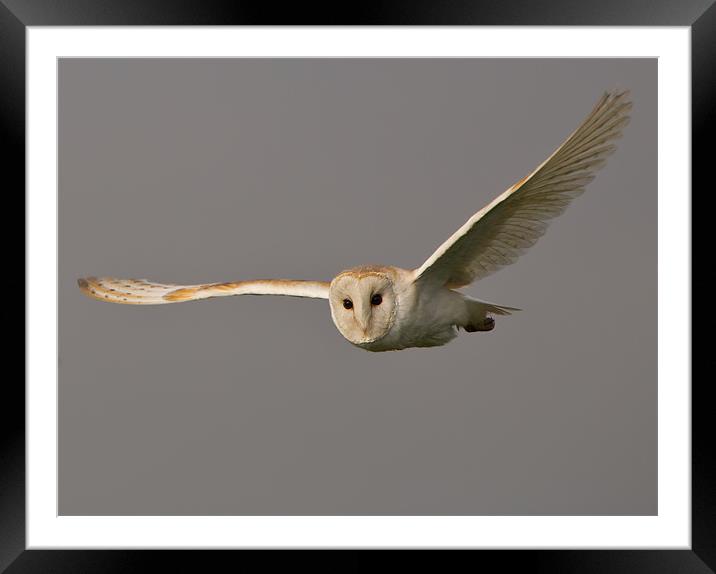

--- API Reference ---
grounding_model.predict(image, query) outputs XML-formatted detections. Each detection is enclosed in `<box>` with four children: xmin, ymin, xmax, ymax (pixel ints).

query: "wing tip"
<box><xmin>78</xmin><ymin>276</ymin><xmax>115</xmax><ymax>303</ymax></box>
<box><xmin>604</xmin><ymin>87</ymin><xmax>631</xmax><ymax>101</ymax></box>
<box><xmin>595</xmin><ymin>88</ymin><xmax>632</xmax><ymax>119</ymax></box>
<box><xmin>606</xmin><ymin>88</ymin><xmax>633</xmax><ymax>113</ymax></box>
<box><xmin>77</xmin><ymin>276</ymin><xmax>96</xmax><ymax>296</ymax></box>
<box><xmin>77</xmin><ymin>275</ymin><xmax>161</xmax><ymax>304</ymax></box>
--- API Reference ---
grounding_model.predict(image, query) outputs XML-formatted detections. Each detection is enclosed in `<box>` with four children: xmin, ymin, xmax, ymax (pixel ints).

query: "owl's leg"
<box><xmin>464</xmin><ymin>317</ymin><xmax>495</xmax><ymax>332</ymax></box>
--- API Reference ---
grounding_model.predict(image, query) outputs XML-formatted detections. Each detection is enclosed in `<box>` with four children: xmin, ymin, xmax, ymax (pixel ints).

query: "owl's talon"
<box><xmin>464</xmin><ymin>317</ymin><xmax>495</xmax><ymax>332</ymax></box>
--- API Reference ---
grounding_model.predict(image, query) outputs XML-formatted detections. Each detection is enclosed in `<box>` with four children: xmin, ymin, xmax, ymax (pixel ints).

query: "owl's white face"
<box><xmin>329</xmin><ymin>270</ymin><xmax>398</xmax><ymax>346</ymax></box>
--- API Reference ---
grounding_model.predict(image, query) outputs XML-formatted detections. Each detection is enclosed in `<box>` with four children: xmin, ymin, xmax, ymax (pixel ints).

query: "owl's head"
<box><xmin>329</xmin><ymin>267</ymin><xmax>398</xmax><ymax>346</ymax></box>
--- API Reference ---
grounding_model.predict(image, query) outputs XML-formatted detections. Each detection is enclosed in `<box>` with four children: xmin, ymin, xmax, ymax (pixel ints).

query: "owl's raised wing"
<box><xmin>413</xmin><ymin>89</ymin><xmax>632</xmax><ymax>289</ymax></box>
<box><xmin>78</xmin><ymin>276</ymin><xmax>330</xmax><ymax>305</ymax></box>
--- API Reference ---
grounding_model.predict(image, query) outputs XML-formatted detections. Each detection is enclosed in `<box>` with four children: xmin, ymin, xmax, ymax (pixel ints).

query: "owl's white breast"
<box><xmin>356</xmin><ymin>279</ymin><xmax>464</xmax><ymax>352</ymax></box>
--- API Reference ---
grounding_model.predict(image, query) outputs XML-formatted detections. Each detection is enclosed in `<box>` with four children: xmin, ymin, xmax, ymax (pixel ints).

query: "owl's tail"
<box><xmin>458</xmin><ymin>295</ymin><xmax>519</xmax><ymax>332</ymax></box>
<box><xmin>466</xmin><ymin>296</ymin><xmax>521</xmax><ymax>317</ymax></box>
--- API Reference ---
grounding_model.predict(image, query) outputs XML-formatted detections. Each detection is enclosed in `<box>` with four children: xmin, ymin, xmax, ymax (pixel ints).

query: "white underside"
<box><xmin>354</xmin><ymin>285</ymin><xmax>512</xmax><ymax>352</ymax></box>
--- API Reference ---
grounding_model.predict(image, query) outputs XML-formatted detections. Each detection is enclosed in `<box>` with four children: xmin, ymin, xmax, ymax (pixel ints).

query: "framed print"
<box><xmin>6</xmin><ymin>1</ymin><xmax>709</xmax><ymax>571</ymax></box>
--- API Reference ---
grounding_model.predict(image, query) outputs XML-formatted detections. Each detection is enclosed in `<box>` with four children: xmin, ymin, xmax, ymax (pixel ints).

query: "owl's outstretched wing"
<box><xmin>78</xmin><ymin>276</ymin><xmax>330</xmax><ymax>305</ymax></box>
<box><xmin>413</xmin><ymin>89</ymin><xmax>632</xmax><ymax>289</ymax></box>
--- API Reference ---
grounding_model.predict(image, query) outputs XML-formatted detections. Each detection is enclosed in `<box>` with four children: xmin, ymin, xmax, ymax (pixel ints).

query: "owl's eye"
<box><xmin>371</xmin><ymin>294</ymin><xmax>383</xmax><ymax>306</ymax></box>
<box><xmin>343</xmin><ymin>299</ymin><xmax>353</xmax><ymax>310</ymax></box>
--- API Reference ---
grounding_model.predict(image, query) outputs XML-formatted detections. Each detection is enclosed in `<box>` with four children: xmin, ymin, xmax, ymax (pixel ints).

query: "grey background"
<box><xmin>58</xmin><ymin>58</ymin><xmax>656</xmax><ymax>516</ymax></box>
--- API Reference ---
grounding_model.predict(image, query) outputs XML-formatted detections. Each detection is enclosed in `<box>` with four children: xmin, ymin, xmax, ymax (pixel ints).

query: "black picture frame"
<box><xmin>6</xmin><ymin>1</ymin><xmax>710</xmax><ymax>571</ymax></box>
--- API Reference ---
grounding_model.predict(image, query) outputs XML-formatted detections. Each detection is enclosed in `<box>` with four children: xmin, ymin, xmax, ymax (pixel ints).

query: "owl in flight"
<box><xmin>79</xmin><ymin>90</ymin><xmax>631</xmax><ymax>352</ymax></box>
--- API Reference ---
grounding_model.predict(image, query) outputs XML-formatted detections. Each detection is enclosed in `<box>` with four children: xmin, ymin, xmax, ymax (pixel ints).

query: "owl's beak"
<box><xmin>356</xmin><ymin>317</ymin><xmax>370</xmax><ymax>335</ymax></box>
<box><xmin>354</xmin><ymin>303</ymin><xmax>371</xmax><ymax>335</ymax></box>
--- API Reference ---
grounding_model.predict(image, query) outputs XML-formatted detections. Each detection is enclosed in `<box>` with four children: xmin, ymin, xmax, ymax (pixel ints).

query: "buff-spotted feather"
<box><xmin>78</xmin><ymin>277</ymin><xmax>330</xmax><ymax>305</ymax></box>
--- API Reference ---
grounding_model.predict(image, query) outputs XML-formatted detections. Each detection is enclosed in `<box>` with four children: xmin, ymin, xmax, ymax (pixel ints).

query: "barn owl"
<box><xmin>79</xmin><ymin>90</ymin><xmax>631</xmax><ymax>352</ymax></box>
